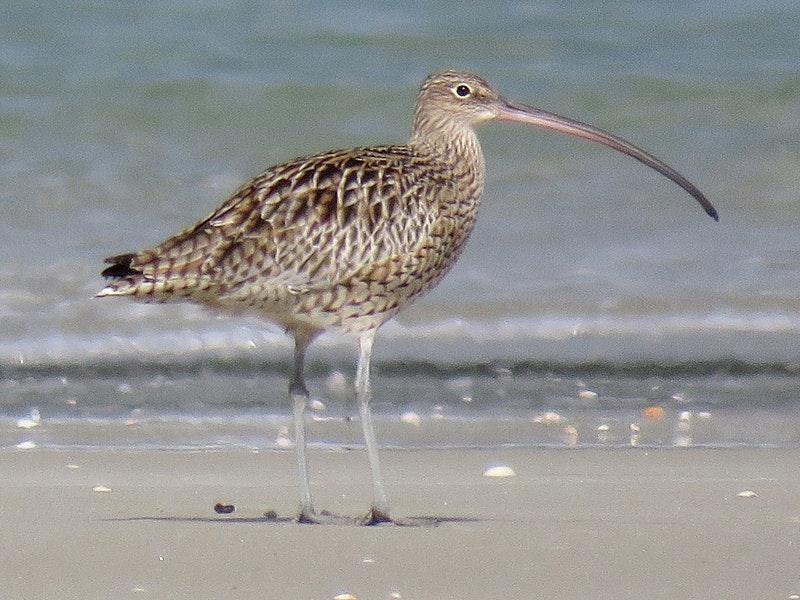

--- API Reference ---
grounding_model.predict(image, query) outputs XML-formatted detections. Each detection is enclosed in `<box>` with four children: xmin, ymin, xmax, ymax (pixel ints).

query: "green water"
<box><xmin>1</xmin><ymin>1</ymin><xmax>799</xmax><ymax>442</ymax></box>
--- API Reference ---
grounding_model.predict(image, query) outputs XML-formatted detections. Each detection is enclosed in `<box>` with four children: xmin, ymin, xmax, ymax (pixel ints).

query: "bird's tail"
<box><xmin>95</xmin><ymin>253</ymin><xmax>143</xmax><ymax>297</ymax></box>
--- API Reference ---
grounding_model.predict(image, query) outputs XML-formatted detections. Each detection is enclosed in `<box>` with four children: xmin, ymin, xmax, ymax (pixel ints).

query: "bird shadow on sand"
<box><xmin>104</xmin><ymin>513</ymin><xmax>483</xmax><ymax>527</ymax></box>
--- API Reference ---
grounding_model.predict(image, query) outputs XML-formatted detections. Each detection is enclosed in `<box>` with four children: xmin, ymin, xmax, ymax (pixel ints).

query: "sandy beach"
<box><xmin>2</xmin><ymin>446</ymin><xmax>799</xmax><ymax>599</ymax></box>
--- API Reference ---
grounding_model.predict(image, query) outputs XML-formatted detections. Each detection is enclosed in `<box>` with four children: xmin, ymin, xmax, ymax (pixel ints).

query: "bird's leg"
<box><xmin>289</xmin><ymin>331</ymin><xmax>322</xmax><ymax>524</ymax></box>
<box><xmin>289</xmin><ymin>331</ymin><xmax>368</xmax><ymax>525</ymax></box>
<box><xmin>356</xmin><ymin>329</ymin><xmax>392</xmax><ymax>524</ymax></box>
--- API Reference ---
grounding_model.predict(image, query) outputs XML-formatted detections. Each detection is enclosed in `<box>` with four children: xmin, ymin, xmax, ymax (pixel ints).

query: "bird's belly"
<box><xmin>212</xmin><ymin>254</ymin><xmax>459</xmax><ymax>336</ymax></box>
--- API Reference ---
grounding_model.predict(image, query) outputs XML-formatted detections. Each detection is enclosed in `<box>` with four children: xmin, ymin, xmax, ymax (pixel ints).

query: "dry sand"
<box><xmin>2</xmin><ymin>446</ymin><xmax>800</xmax><ymax>599</ymax></box>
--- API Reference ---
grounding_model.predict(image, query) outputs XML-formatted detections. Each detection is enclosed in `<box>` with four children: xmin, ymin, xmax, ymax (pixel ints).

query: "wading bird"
<box><xmin>98</xmin><ymin>70</ymin><xmax>718</xmax><ymax>524</ymax></box>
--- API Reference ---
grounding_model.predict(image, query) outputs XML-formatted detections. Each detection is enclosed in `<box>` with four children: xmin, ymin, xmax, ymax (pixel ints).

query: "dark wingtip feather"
<box><xmin>101</xmin><ymin>253</ymin><xmax>140</xmax><ymax>279</ymax></box>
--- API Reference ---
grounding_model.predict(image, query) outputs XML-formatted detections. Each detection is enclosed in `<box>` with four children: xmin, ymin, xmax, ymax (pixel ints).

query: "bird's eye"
<box><xmin>454</xmin><ymin>84</ymin><xmax>472</xmax><ymax>98</ymax></box>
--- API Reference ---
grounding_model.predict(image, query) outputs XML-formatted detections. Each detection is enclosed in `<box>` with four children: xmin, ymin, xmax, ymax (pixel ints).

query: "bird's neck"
<box><xmin>408</xmin><ymin>119</ymin><xmax>486</xmax><ymax>189</ymax></box>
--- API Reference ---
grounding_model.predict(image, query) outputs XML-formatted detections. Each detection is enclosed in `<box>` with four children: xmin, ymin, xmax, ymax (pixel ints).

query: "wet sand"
<box><xmin>2</xmin><ymin>446</ymin><xmax>799</xmax><ymax>599</ymax></box>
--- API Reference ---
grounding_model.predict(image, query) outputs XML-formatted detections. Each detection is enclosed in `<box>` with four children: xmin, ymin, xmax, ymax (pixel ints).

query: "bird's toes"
<box><xmin>296</xmin><ymin>509</ymin><xmax>362</xmax><ymax>525</ymax></box>
<box><xmin>361</xmin><ymin>507</ymin><xmax>392</xmax><ymax>526</ymax></box>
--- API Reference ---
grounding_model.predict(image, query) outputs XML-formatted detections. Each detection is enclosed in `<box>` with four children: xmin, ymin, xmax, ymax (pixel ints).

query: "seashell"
<box><xmin>483</xmin><ymin>465</ymin><xmax>516</xmax><ymax>478</ymax></box>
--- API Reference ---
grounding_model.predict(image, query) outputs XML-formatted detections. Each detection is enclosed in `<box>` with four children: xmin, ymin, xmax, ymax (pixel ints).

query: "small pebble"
<box><xmin>642</xmin><ymin>405</ymin><xmax>664</xmax><ymax>421</ymax></box>
<box><xmin>400</xmin><ymin>411</ymin><xmax>421</xmax><ymax>426</ymax></box>
<box><xmin>93</xmin><ymin>485</ymin><xmax>112</xmax><ymax>493</ymax></box>
<box><xmin>597</xmin><ymin>423</ymin><xmax>612</xmax><ymax>444</ymax></box>
<box><xmin>17</xmin><ymin>408</ymin><xmax>41</xmax><ymax>429</ymax></box>
<box><xmin>562</xmin><ymin>425</ymin><xmax>579</xmax><ymax>447</ymax></box>
<box><xmin>334</xmin><ymin>594</ymin><xmax>357</xmax><ymax>600</ymax></box>
<box><xmin>16</xmin><ymin>440</ymin><xmax>36</xmax><ymax>450</ymax></box>
<box><xmin>483</xmin><ymin>465</ymin><xmax>516</xmax><ymax>478</ymax></box>
<box><xmin>308</xmin><ymin>398</ymin><xmax>326</xmax><ymax>412</ymax></box>
<box><xmin>629</xmin><ymin>423</ymin><xmax>642</xmax><ymax>447</ymax></box>
<box><xmin>532</xmin><ymin>411</ymin><xmax>562</xmax><ymax>424</ymax></box>
<box><xmin>275</xmin><ymin>425</ymin><xmax>292</xmax><ymax>448</ymax></box>
<box><xmin>736</xmin><ymin>490</ymin><xmax>758</xmax><ymax>498</ymax></box>
<box><xmin>214</xmin><ymin>503</ymin><xmax>236</xmax><ymax>514</ymax></box>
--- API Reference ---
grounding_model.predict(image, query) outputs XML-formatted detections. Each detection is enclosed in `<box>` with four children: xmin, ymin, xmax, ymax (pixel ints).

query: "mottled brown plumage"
<box><xmin>98</xmin><ymin>70</ymin><xmax>717</xmax><ymax>524</ymax></box>
<box><xmin>101</xmin><ymin>143</ymin><xmax>478</xmax><ymax>335</ymax></box>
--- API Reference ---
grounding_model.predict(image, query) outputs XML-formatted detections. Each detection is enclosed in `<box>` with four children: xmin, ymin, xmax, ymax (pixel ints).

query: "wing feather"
<box><xmin>104</xmin><ymin>146</ymin><xmax>451</xmax><ymax>297</ymax></box>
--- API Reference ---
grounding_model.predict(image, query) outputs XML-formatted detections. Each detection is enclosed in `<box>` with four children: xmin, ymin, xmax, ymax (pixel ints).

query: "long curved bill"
<box><xmin>495</xmin><ymin>99</ymin><xmax>719</xmax><ymax>221</ymax></box>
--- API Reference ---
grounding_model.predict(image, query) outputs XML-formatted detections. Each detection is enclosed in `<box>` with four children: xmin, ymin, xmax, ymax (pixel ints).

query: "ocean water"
<box><xmin>2</xmin><ymin>0</ymin><xmax>800</xmax><ymax>449</ymax></box>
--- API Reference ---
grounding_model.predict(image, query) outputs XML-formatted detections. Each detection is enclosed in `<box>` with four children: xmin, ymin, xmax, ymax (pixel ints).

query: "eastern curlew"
<box><xmin>98</xmin><ymin>70</ymin><xmax>718</xmax><ymax>524</ymax></box>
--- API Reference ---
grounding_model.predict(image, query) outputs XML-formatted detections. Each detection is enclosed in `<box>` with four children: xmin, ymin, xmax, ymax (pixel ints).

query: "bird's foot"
<box><xmin>361</xmin><ymin>507</ymin><xmax>439</xmax><ymax>527</ymax></box>
<box><xmin>296</xmin><ymin>506</ymin><xmax>438</xmax><ymax>527</ymax></box>
<box><xmin>296</xmin><ymin>508</ymin><xmax>363</xmax><ymax>525</ymax></box>
<box><xmin>360</xmin><ymin>506</ymin><xmax>392</xmax><ymax>526</ymax></box>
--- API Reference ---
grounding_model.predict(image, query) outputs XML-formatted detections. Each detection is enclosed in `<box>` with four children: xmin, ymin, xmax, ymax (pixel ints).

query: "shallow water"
<box><xmin>2</xmin><ymin>1</ymin><xmax>799</xmax><ymax>447</ymax></box>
